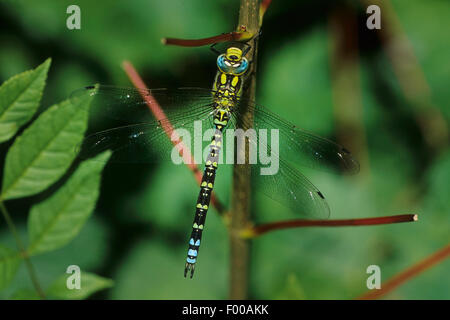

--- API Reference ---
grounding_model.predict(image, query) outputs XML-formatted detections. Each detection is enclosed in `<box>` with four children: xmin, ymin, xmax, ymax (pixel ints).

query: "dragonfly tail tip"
<box><xmin>184</xmin><ymin>263</ymin><xmax>195</xmax><ymax>279</ymax></box>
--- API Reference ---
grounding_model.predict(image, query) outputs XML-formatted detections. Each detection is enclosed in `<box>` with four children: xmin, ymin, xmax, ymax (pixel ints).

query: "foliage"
<box><xmin>0</xmin><ymin>59</ymin><xmax>50</xmax><ymax>143</ymax></box>
<box><xmin>46</xmin><ymin>272</ymin><xmax>113</xmax><ymax>300</ymax></box>
<box><xmin>0</xmin><ymin>60</ymin><xmax>112</xmax><ymax>299</ymax></box>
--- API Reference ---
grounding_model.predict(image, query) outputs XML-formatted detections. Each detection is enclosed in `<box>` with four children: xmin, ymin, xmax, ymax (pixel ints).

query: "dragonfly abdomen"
<box><xmin>184</xmin><ymin>127</ymin><xmax>224</xmax><ymax>278</ymax></box>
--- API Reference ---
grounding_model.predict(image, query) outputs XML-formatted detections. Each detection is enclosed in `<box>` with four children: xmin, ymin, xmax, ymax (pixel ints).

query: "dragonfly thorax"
<box><xmin>216</xmin><ymin>96</ymin><xmax>234</xmax><ymax>108</ymax></box>
<box><xmin>213</xmin><ymin>70</ymin><xmax>246</xmax><ymax>103</ymax></box>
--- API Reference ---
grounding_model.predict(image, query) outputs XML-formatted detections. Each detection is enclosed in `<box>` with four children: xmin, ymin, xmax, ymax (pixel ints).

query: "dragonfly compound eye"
<box><xmin>233</xmin><ymin>58</ymin><xmax>249</xmax><ymax>75</ymax></box>
<box><xmin>217</xmin><ymin>54</ymin><xmax>232</xmax><ymax>73</ymax></box>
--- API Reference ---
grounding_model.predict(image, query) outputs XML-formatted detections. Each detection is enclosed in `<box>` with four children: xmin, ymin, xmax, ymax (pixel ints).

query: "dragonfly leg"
<box><xmin>210</xmin><ymin>43</ymin><xmax>221</xmax><ymax>56</ymax></box>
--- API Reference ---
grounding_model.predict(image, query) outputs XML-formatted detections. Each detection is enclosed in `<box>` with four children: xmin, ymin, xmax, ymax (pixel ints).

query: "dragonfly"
<box><xmin>72</xmin><ymin>44</ymin><xmax>359</xmax><ymax>279</ymax></box>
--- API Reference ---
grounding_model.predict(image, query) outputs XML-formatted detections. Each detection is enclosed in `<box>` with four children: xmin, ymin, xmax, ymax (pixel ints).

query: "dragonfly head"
<box><xmin>226</xmin><ymin>47</ymin><xmax>243</xmax><ymax>61</ymax></box>
<box><xmin>217</xmin><ymin>47</ymin><xmax>249</xmax><ymax>75</ymax></box>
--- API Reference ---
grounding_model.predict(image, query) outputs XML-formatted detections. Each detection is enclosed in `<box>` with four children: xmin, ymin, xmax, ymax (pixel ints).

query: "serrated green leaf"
<box><xmin>0</xmin><ymin>59</ymin><xmax>51</xmax><ymax>143</ymax></box>
<box><xmin>1</xmin><ymin>91</ymin><xmax>93</xmax><ymax>200</ymax></box>
<box><xmin>0</xmin><ymin>244</ymin><xmax>21</xmax><ymax>290</ymax></box>
<box><xmin>28</xmin><ymin>151</ymin><xmax>111</xmax><ymax>255</ymax></box>
<box><xmin>10</xmin><ymin>288</ymin><xmax>40</xmax><ymax>300</ymax></box>
<box><xmin>46</xmin><ymin>272</ymin><xmax>113</xmax><ymax>300</ymax></box>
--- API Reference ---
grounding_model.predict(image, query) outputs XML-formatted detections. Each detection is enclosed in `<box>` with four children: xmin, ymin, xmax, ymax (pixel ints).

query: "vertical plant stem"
<box><xmin>365</xmin><ymin>0</ymin><xmax>448</xmax><ymax>150</ymax></box>
<box><xmin>229</xmin><ymin>0</ymin><xmax>259</xmax><ymax>300</ymax></box>
<box><xmin>328</xmin><ymin>8</ymin><xmax>370</xmax><ymax>179</ymax></box>
<box><xmin>0</xmin><ymin>201</ymin><xmax>45</xmax><ymax>299</ymax></box>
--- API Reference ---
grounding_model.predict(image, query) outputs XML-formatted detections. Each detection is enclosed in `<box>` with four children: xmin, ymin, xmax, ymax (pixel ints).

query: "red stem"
<box><xmin>357</xmin><ymin>243</ymin><xmax>450</xmax><ymax>300</ymax></box>
<box><xmin>122</xmin><ymin>61</ymin><xmax>226</xmax><ymax>214</ymax></box>
<box><xmin>162</xmin><ymin>31</ymin><xmax>252</xmax><ymax>47</ymax></box>
<box><xmin>259</xmin><ymin>0</ymin><xmax>272</xmax><ymax>26</ymax></box>
<box><xmin>245</xmin><ymin>214</ymin><xmax>418</xmax><ymax>238</ymax></box>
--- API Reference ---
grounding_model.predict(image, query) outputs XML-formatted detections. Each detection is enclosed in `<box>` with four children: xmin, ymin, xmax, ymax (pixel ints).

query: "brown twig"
<box><xmin>364</xmin><ymin>0</ymin><xmax>448</xmax><ymax>150</ymax></box>
<box><xmin>357</xmin><ymin>242</ymin><xmax>450</xmax><ymax>300</ymax></box>
<box><xmin>121</xmin><ymin>61</ymin><xmax>226</xmax><ymax>214</ymax></box>
<box><xmin>242</xmin><ymin>214</ymin><xmax>418</xmax><ymax>238</ymax></box>
<box><xmin>328</xmin><ymin>7</ymin><xmax>370</xmax><ymax>179</ymax></box>
<box><xmin>259</xmin><ymin>0</ymin><xmax>272</xmax><ymax>26</ymax></box>
<box><xmin>0</xmin><ymin>201</ymin><xmax>45</xmax><ymax>299</ymax></box>
<box><xmin>229</xmin><ymin>0</ymin><xmax>260</xmax><ymax>300</ymax></box>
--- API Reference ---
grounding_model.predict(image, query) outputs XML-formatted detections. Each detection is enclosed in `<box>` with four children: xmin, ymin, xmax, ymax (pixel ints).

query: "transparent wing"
<box><xmin>225</xmin><ymin>116</ymin><xmax>330</xmax><ymax>219</ymax></box>
<box><xmin>71</xmin><ymin>85</ymin><xmax>215</xmax><ymax>124</ymax></box>
<box><xmin>233</xmin><ymin>98</ymin><xmax>360</xmax><ymax>174</ymax></box>
<box><xmin>71</xmin><ymin>85</ymin><xmax>217</xmax><ymax>163</ymax></box>
<box><xmin>71</xmin><ymin>85</ymin><xmax>340</xmax><ymax>218</ymax></box>
<box><xmin>251</xmin><ymin>158</ymin><xmax>330</xmax><ymax>219</ymax></box>
<box><xmin>78</xmin><ymin>118</ymin><xmax>214</xmax><ymax>163</ymax></box>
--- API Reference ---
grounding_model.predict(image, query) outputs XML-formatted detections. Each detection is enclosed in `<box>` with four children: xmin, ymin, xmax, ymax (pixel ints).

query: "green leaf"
<box><xmin>10</xmin><ymin>288</ymin><xmax>40</xmax><ymax>300</ymax></box>
<box><xmin>46</xmin><ymin>272</ymin><xmax>113</xmax><ymax>300</ymax></box>
<box><xmin>0</xmin><ymin>59</ymin><xmax>51</xmax><ymax>143</ymax></box>
<box><xmin>28</xmin><ymin>151</ymin><xmax>111</xmax><ymax>255</ymax></box>
<box><xmin>0</xmin><ymin>244</ymin><xmax>21</xmax><ymax>290</ymax></box>
<box><xmin>1</xmin><ymin>91</ymin><xmax>93</xmax><ymax>200</ymax></box>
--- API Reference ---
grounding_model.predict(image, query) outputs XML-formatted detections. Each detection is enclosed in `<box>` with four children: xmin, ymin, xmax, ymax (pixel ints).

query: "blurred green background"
<box><xmin>0</xmin><ymin>0</ymin><xmax>449</xmax><ymax>299</ymax></box>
